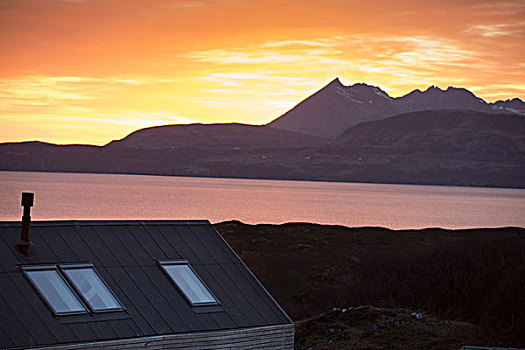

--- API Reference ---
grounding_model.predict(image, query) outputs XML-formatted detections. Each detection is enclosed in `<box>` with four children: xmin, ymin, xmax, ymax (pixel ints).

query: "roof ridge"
<box><xmin>0</xmin><ymin>219</ymin><xmax>211</xmax><ymax>227</ymax></box>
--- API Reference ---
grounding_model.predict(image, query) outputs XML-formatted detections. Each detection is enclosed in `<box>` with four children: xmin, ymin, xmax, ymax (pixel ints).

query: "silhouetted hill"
<box><xmin>105</xmin><ymin>123</ymin><xmax>326</xmax><ymax>150</ymax></box>
<box><xmin>315</xmin><ymin>110</ymin><xmax>525</xmax><ymax>187</ymax></box>
<box><xmin>1</xmin><ymin>109</ymin><xmax>524</xmax><ymax>188</ymax></box>
<box><xmin>493</xmin><ymin>98</ymin><xmax>525</xmax><ymax>113</ymax></box>
<box><xmin>0</xmin><ymin>123</ymin><xmax>327</xmax><ymax>180</ymax></box>
<box><xmin>399</xmin><ymin>86</ymin><xmax>490</xmax><ymax>112</ymax></box>
<box><xmin>268</xmin><ymin>78</ymin><xmax>525</xmax><ymax>138</ymax></box>
<box><xmin>334</xmin><ymin>110</ymin><xmax>525</xmax><ymax>157</ymax></box>
<box><xmin>268</xmin><ymin>78</ymin><xmax>403</xmax><ymax>138</ymax></box>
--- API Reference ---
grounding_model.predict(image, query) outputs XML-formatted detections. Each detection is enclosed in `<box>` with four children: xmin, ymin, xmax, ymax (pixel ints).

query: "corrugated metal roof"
<box><xmin>0</xmin><ymin>220</ymin><xmax>292</xmax><ymax>349</ymax></box>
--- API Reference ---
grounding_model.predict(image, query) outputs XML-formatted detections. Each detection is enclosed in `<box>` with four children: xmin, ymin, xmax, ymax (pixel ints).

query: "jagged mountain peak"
<box><xmin>350</xmin><ymin>82</ymin><xmax>377</xmax><ymax>88</ymax></box>
<box><xmin>422</xmin><ymin>85</ymin><xmax>472</xmax><ymax>94</ymax></box>
<box><xmin>329</xmin><ymin>77</ymin><xmax>343</xmax><ymax>85</ymax></box>
<box><xmin>326</xmin><ymin>79</ymin><xmax>392</xmax><ymax>99</ymax></box>
<box><xmin>444</xmin><ymin>86</ymin><xmax>480</xmax><ymax>97</ymax></box>
<box><xmin>348</xmin><ymin>83</ymin><xmax>391</xmax><ymax>98</ymax></box>
<box><xmin>420</xmin><ymin>85</ymin><xmax>479</xmax><ymax>99</ymax></box>
<box><xmin>268</xmin><ymin>78</ymin><xmax>524</xmax><ymax>138</ymax></box>
<box><xmin>424</xmin><ymin>85</ymin><xmax>444</xmax><ymax>92</ymax></box>
<box><xmin>492</xmin><ymin>97</ymin><xmax>525</xmax><ymax>115</ymax></box>
<box><xmin>494</xmin><ymin>97</ymin><xmax>525</xmax><ymax>105</ymax></box>
<box><xmin>267</xmin><ymin>78</ymin><xmax>400</xmax><ymax>138</ymax></box>
<box><xmin>446</xmin><ymin>86</ymin><xmax>464</xmax><ymax>91</ymax></box>
<box><xmin>402</xmin><ymin>88</ymin><xmax>423</xmax><ymax>98</ymax></box>
<box><xmin>321</xmin><ymin>77</ymin><xmax>345</xmax><ymax>91</ymax></box>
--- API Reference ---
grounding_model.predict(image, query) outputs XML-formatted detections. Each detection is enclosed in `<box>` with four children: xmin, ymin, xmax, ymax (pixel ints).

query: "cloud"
<box><xmin>261</xmin><ymin>38</ymin><xmax>338</xmax><ymax>48</ymax></box>
<box><xmin>199</xmin><ymin>72</ymin><xmax>318</xmax><ymax>85</ymax></box>
<box><xmin>187</xmin><ymin>49</ymin><xmax>309</xmax><ymax>64</ymax></box>
<box><xmin>469</xmin><ymin>1</ymin><xmax>525</xmax><ymax>16</ymax></box>
<box><xmin>188</xmin><ymin>35</ymin><xmax>477</xmax><ymax>67</ymax></box>
<box><xmin>466</xmin><ymin>24</ymin><xmax>523</xmax><ymax>37</ymax></box>
<box><xmin>470</xmin><ymin>83</ymin><xmax>525</xmax><ymax>99</ymax></box>
<box><xmin>0</xmin><ymin>75</ymin><xmax>180</xmax><ymax>106</ymax></box>
<box><xmin>183</xmin><ymin>32</ymin><xmax>525</xmax><ymax>103</ymax></box>
<box><xmin>90</xmin><ymin>111</ymin><xmax>197</xmax><ymax>127</ymax></box>
<box><xmin>185</xmin><ymin>37</ymin><xmax>346</xmax><ymax>67</ymax></box>
<box><xmin>187</xmin><ymin>34</ymin><xmax>481</xmax><ymax>89</ymax></box>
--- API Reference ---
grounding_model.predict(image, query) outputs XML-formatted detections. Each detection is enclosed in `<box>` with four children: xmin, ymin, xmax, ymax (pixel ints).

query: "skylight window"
<box><xmin>22</xmin><ymin>264</ymin><xmax>124</xmax><ymax>316</ymax></box>
<box><xmin>159</xmin><ymin>261</ymin><xmax>219</xmax><ymax>306</ymax></box>
<box><xmin>62</xmin><ymin>265</ymin><xmax>124</xmax><ymax>312</ymax></box>
<box><xmin>24</xmin><ymin>266</ymin><xmax>87</xmax><ymax>315</ymax></box>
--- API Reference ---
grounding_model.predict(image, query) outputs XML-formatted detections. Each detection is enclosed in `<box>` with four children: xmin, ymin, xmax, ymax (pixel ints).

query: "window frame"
<box><xmin>59</xmin><ymin>263</ymin><xmax>126</xmax><ymax>314</ymax></box>
<box><xmin>158</xmin><ymin>260</ymin><xmax>220</xmax><ymax>307</ymax></box>
<box><xmin>21</xmin><ymin>265</ymin><xmax>89</xmax><ymax>316</ymax></box>
<box><xmin>21</xmin><ymin>263</ymin><xmax>125</xmax><ymax>316</ymax></box>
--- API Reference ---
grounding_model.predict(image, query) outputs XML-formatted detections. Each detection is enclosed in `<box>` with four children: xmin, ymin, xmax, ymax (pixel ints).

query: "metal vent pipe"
<box><xmin>20</xmin><ymin>192</ymin><xmax>34</xmax><ymax>257</ymax></box>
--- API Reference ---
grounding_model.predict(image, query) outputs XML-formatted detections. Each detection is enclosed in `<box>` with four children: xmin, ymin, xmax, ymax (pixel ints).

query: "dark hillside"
<box><xmin>333</xmin><ymin>110</ymin><xmax>525</xmax><ymax>156</ymax></box>
<box><xmin>312</xmin><ymin>110</ymin><xmax>525</xmax><ymax>187</ymax></box>
<box><xmin>216</xmin><ymin>221</ymin><xmax>525</xmax><ymax>347</ymax></box>
<box><xmin>1</xmin><ymin>110</ymin><xmax>524</xmax><ymax>188</ymax></box>
<box><xmin>105</xmin><ymin>123</ymin><xmax>326</xmax><ymax>150</ymax></box>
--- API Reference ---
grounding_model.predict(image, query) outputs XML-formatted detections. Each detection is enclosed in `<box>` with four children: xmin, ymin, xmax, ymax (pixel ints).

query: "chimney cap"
<box><xmin>21</xmin><ymin>192</ymin><xmax>34</xmax><ymax>207</ymax></box>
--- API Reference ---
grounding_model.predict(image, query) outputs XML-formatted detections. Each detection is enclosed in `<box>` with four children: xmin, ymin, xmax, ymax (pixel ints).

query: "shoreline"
<box><xmin>2</xmin><ymin>168</ymin><xmax>525</xmax><ymax>190</ymax></box>
<box><xmin>216</xmin><ymin>219</ymin><xmax>525</xmax><ymax>231</ymax></box>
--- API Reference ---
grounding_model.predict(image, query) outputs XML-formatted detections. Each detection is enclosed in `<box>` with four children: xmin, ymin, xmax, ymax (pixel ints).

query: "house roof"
<box><xmin>0</xmin><ymin>220</ymin><xmax>292</xmax><ymax>349</ymax></box>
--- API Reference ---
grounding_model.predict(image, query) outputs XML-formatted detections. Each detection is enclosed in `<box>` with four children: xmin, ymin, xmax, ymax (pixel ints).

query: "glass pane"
<box><xmin>64</xmin><ymin>268</ymin><xmax>122</xmax><ymax>311</ymax></box>
<box><xmin>26</xmin><ymin>269</ymin><xmax>86</xmax><ymax>314</ymax></box>
<box><xmin>163</xmin><ymin>264</ymin><xmax>217</xmax><ymax>305</ymax></box>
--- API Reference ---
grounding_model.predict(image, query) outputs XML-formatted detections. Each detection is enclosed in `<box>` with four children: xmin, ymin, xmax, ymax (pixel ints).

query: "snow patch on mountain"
<box><xmin>373</xmin><ymin>87</ymin><xmax>391</xmax><ymax>99</ymax></box>
<box><xmin>505</xmin><ymin>108</ymin><xmax>525</xmax><ymax>115</ymax></box>
<box><xmin>336</xmin><ymin>87</ymin><xmax>363</xmax><ymax>103</ymax></box>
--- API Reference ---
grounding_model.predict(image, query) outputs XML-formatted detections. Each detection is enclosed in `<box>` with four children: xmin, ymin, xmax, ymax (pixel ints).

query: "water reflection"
<box><xmin>1</xmin><ymin>171</ymin><xmax>524</xmax><ymax>229</ymax></box>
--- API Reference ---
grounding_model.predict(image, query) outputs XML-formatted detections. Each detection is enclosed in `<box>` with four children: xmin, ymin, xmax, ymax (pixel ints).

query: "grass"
<box><xmin>215</xmin><ymin>221</ymin><xmax>525</xmax><ymax>348</ymax></box>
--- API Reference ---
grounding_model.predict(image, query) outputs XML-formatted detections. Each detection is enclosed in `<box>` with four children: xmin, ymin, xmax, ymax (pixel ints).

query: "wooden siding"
<box><xmin>460</xmin><ymin>347</ymin><xmax>525</xmax><ymax>350</ymax></box>
<box><xmin>30</xmin><ymin>324</ymin><xmax>294</xmax><ymax>350</ymax></box>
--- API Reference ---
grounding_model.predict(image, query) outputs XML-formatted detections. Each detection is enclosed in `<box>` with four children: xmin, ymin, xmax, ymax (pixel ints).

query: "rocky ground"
<box><xmin>294</xmin><ymin>306</ymin><xmax>482</xmax><ymax>349</ymax></box>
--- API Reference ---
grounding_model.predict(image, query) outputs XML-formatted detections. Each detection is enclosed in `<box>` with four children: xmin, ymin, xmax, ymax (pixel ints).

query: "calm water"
<box><xmin>1</xmin><ymin>171</ymin><xmax>524</xmax><ymax>229</ymax></box>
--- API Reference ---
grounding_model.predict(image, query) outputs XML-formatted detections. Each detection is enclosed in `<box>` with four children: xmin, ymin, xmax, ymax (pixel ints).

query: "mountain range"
<box><xmin>1</xmin><ymin>79</ymin><xmax>524</xmax><ymax>188</ymax></box>
<box><xmin>268</xmin><ymin>78</ymin><xmax>525</xmax><ymax>138</ymax></box>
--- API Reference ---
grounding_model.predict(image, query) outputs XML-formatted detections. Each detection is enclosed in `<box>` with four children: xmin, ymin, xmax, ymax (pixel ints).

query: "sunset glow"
<box><xmin>1</xmin><ymin>0</ymin><xmax>524</xmax><ymax>145</ymax></box>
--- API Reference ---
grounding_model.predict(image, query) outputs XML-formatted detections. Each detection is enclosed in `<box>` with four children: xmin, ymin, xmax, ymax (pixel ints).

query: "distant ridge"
<box><xmin>104</xmin><ymin>123</ymin><xmax>325</xmax><ymax>149</ymax></box>
<box><xmin>334</xmin><ymin>109</ymin><xmax>525</xmax><ymax>157</ymax></box>
<box><xmin>1</xmin><ymin>110</ymin><xmax>524</xmax><ymax>188</ymax></box>
<box><xmin>268</xmin><ymin>78</ymin><xmax>525</xmax><ymax>138</ymax></box>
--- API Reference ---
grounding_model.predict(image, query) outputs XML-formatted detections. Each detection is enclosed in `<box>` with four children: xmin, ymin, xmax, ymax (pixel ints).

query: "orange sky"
<box><xmin>1</xmin><ymin>0</ymin><xmax>524</xmax><ymax>145</ymax></box>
